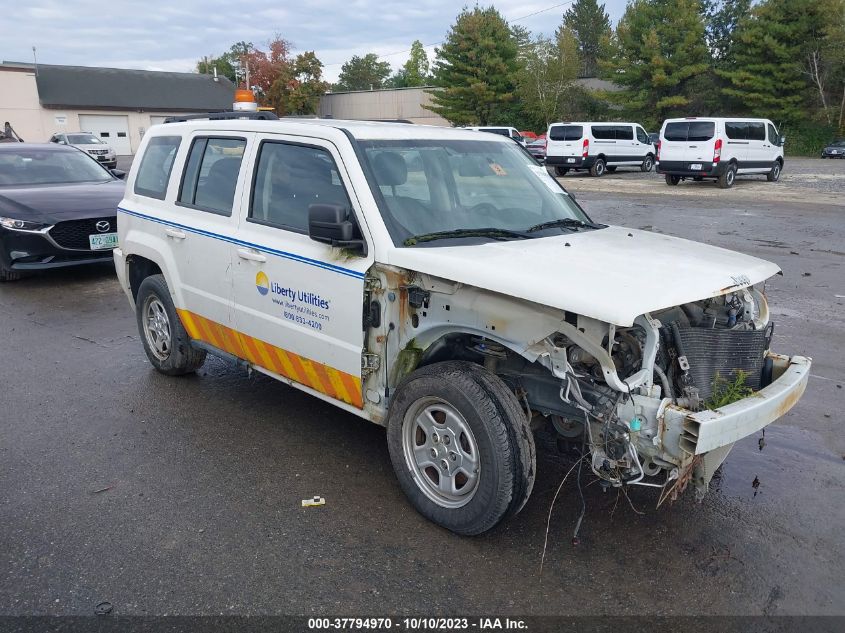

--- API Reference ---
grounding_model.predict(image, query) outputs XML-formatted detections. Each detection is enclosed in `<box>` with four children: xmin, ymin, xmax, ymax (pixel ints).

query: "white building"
<box><xmin>0</xmin><ymin>61</ymin><xmax>235</xmax><ymax>155</ymax></box>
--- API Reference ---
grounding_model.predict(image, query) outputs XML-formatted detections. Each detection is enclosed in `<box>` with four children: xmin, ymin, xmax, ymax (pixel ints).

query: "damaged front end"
<box><xmin>516</xmin><ymin>287</ymin><xmax>811</xmax><ymax>502</ymax></box>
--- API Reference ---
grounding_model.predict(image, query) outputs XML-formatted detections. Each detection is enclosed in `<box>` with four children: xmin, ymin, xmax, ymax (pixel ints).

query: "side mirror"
<box><xmin>110</xmin><ymin>169</ymin><xmax>126</xmax><ymax>180</ymax></box>
<box><xmin>779</xmin><ymin>136</ymin><xmax>786</xmax><ymax>146</ymax></box>
<box><xmin>308</xmin><ymin>204</ymin><xmax>366</xmax><ymax>254</ymax></box>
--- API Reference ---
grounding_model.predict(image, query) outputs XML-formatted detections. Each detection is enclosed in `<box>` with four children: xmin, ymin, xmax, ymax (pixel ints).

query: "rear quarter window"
<box><xmin>178</xmin><ymin>137</ymin><xmax>247</xmax><ymax>216</ymax></box>
<box><xmin>134</xmin><ymin>136</ymin><xmax>181</xmax><ymax>200</ymax></box>
<box><xmin>549</xmin><ymin>125</ymin><xmax>583</xmax><ymax>141</ymax></box>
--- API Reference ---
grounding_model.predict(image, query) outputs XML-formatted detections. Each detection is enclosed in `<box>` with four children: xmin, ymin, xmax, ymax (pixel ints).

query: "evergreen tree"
<box><xmin>603</xmin><ymin>0</ymin><xmax>711</xmax><ymax>128</ymax></box>
<box><xmin>335</xmin><ymin>54</ymin><xmax>392</xmax><ymax>91</ymax></box>
<box><xmin>427</xmin><ymin>6</ymin><xmax>519</xmax><ymax>125</ymax></box>
<box><xmin>719</xmin><ymin>0</ymin><xmax>836</xmax><ymax>123</ymax></box>
<box><xmin>403</xmin><ymin>40</ymin><xmax>431</xmax><ymax>86</ymax></box>
<box><xmin>702</xmin><ymin>0</ymin><xmax>752</xmax><ymax>68</ymax></box>
<box><xmin>563</xmin><ymin>0</ymin><xmax>611</xmax><ymax>77</ymax></box>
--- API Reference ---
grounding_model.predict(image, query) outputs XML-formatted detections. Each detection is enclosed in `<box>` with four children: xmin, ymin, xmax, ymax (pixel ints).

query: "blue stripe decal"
<box><xmin>118</xmin><ymin>207</ymin><xmax>365</xmax><ymax>280</ymax></box>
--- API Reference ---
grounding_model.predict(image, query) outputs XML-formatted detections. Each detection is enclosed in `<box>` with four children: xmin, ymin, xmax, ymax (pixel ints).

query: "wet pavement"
<box><xmin>1</xmin><ymin>160</ymin><xmax>843</xmax><ymax>617</ymax></box>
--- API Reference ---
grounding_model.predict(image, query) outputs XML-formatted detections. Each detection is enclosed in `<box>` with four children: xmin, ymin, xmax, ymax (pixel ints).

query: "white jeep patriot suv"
<box><xmin>114</xmin><ymin>114</ymin><xmax>810</xmax><ymax>535</ymax></box>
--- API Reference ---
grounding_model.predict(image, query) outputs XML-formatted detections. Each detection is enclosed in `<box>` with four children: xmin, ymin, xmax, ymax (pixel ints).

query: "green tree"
<box><xmin>517</xmin><ymin>30</ymin><xmax>581</xmax><ymax>128</ymax></box>
<box><xmin>427</xmin><ymin>6</ymin><xmax>520</xmax><ymax>125</ymax></box>
<box><xmin>702</xmin><ymin>0</ymin><xmax>752</xmax><ymax>68</ymax></box>
<box><xmin>563</xmin><ymin>0</ymin><xmax>611</xmax><ymax>77</ymax></box>
<box><xmin>403</xmin><ymin>40</ymin><xmax>431</xmax><ymax>86</ymax></box>
<box><xmin>196</xmin><ymin>56</ymin><xmax>237</xmax><ymax>83</ymax></box>
<box><xmin>719</xmin><ymin>0</ymin><xmax>838</xmax><ymax>124</ymax></box>
<box><xmin>335</xmin><ymin>54</ymin><xmax>392</xmax><ymax>91</ymax></box>
<box><xmin>603</xmin><ymin>0</ymin><xmax>712</xmax><ymax>128</ymax></box>
<box><xmin>267</xmin><ymin>51</ymin><xmax>329</xmax><ymax>115</ymax></box>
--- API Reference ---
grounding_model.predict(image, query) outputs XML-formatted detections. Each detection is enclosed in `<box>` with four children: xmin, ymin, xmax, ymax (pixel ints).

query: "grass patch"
<box><xmin>706</xmin><ymin>369</ymin><xmax>754</xmax><ymax>409</ymax></box>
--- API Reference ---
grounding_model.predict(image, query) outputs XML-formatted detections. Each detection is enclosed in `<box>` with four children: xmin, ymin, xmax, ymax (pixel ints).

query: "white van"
<box><xmin>656</xmin><ymin>117</ymin><xmax>784</xmax><ymax>188</ymax></box>
<box><xmin>114</xmin><ymin>113</ymin><xmax>809</xmax><ymax>535</ymax></box>
<box><xmin>545</xmin><ymin>122</ymin><xmax>655</xmax><ymax>177</ymax></box>
<box><xmin>464</xmin><ymin>126</ymin><xmax>525</xmax><ymax>146</ymax></box>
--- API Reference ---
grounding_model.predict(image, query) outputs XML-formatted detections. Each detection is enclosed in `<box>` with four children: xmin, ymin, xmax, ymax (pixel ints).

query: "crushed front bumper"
<box><xmin>664</xmin><ymin>353</ymin><xmax>811</xmax><ymax>458</ymax></box>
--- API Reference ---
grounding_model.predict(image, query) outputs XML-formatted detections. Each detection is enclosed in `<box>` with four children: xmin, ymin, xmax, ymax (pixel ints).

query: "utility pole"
<box><xmin>32</xmin><ymin>46</ymin><xmax>38</xmax><ymax>76</ymax></box>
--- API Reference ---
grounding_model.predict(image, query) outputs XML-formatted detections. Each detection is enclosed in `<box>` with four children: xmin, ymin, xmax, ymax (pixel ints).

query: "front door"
<box><xmin>232</xmin><ymin>134</ymin><xmax>373</xmax><ymax>409</ymax></box>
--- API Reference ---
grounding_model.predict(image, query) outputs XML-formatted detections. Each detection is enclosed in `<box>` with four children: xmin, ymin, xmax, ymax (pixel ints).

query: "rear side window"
<box><xmin>665</xmin><ymin>122</ymin><xmax>715</xmax><ymax>142</ymax></box>
<box><xmin>747</xmin><ymin>122</ymin><xmax>765</xmax><ymax>141</ymax></box>
<box><xmin>549</xmin><ymin>125</ymin><xmax>583</xmax><ymax>141</ymax></box>
<box><xmin>725</xmin><ymin>122</ymin><xmax>748</xmax><ymax>140</ymax></box>
<box><xmin>615</xmin><ymin>126</ymin><xmax>634</xmax><ymax>140</ymax></box>
<box><xmin>592</xmin><ymin>126</ymin><xmax>615</xmax><ymax>140</ymax></box>
<box><xmin>134</xmin><ymin>135</ymin><xmax>181</xmax><ymax>200</ymax></box>
<box><xmin>178</xmin><ymin>137</ymin><xmax>246</xmax><ymax>216</ymax></box>
<box><xmin>249</xmin><ymin>141</ymin><xmax>352</xmax><ymax>233</ymax></box>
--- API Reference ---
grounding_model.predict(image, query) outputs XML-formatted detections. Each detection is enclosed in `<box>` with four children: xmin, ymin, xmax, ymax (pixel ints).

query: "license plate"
<box><xmin>566</xmin><ymin>158</ymin><xmax>576</xmax><ymax>163</ymax></box>
<box><xmin>689</xmin><ymin>163</ymin><xmax>702</xmax><ymax>170</ymax></box>
<box><xmin>89</xmin><ymin>232</ymin><xmax>118</xmax><ymax>250</ymax></box>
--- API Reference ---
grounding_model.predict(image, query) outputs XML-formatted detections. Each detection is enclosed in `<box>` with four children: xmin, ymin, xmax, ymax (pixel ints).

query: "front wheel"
<box><xmin>767</xmin><ymin>161</ymin><xmax>781</xmax><ymax>182</ymax></box>
<box><xmin>554</xmin><ymin>166</ymin><xmax>569</xmax><ymax>177</ymax></box>
<box><xmin>386</xmin><ymin>361</ymin><xmax>535</xmax><ymax>535</ymax></box>
<box><xmin>665</xmin><ymin>174</ymin><xmax>681</xmax><ymax>186</ymax></box>
<box><xmin>590</xmin><ymin>158</ymin><xmax>606</xmax><ymax>177</ymax></box>
<box><xmin>136</xmin><ymin>274</ymin><xmax>206</xmax><ymax>375</ymax></box>
<box><xmin>640</xmin><ymin>155</ymin><xmax>654</xmax><ymax>172</ymax></box>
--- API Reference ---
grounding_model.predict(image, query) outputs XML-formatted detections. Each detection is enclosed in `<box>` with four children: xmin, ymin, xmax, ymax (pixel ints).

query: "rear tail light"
<box><xmin>713</xmin><ymin>138</ymin><xmax>722</xmax><ymax>163</ymax></box>
<box><xmin>582</xmin><ymin>138</ymin><xmax>589</xmax><ymax>158</ymax></box>
<box><xmin>656</xmin><ymin>140</ymin><xmax>661</xmax><ymax>161</ymax></box>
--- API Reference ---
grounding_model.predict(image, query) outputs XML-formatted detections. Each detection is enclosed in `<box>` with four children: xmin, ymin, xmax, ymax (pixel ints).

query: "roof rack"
<box><xmin>163</xmin><ymin>111</ymin><xmax>279</xmax><ymax>123</ymax></box>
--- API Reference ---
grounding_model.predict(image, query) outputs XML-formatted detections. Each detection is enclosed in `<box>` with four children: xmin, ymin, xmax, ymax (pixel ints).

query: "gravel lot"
<box><xmin>1</xmin><ymin>157</ymin><xmax>842</xmax><ymax>618</ymax></box>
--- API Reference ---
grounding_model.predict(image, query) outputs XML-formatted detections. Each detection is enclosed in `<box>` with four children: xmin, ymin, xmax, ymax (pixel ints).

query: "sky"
<box><xmin>0</xmin><ymin>0</ymin><xmax>629</xmax><ymax>83</ymax></box>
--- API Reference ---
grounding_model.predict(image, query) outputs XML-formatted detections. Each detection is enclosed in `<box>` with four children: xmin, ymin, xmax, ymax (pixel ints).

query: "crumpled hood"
<box><xmin>386</xmin><ymin>226</ymin><xmax>781</xmax><ymax>326</ymax></box>
<box><xmin>0</xmin><ymin>181</ymin><xmax>125</xmax><ymax>223</ymax></box>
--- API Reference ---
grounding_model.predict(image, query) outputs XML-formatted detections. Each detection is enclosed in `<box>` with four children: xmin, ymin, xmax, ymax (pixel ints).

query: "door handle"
<box><xmin>165</xmin><ymin>228</ymin><xmax>186</xmax><ymax>240</ymax></box>
<box><xmin>237</xmin><ymin>248</ymin><xmax>267</xmax><ymax>263</ymax></box>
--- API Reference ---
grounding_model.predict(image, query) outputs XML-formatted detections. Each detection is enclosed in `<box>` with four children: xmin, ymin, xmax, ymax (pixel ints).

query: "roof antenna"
<box><xmin>32</xmin><ymin>46</ymin><xmax>38</xmax><ymax>76</ymax></box>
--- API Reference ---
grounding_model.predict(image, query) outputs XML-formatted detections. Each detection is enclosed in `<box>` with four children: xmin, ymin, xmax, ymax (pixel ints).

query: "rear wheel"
<box><xmin>386</xmin><ymin>361</ymin><xmax>535</xmax><ymax>535</ymax></box>
<box><xmin>766</xmin><ymin>160</ymin><xmax>781</xmax><ymax>182</ymax></box>
<box><xmin>554</xmin><ymin>166</ymin><xmax>569</xmax><ymax>177</ymax></box>
<box><xmin>136</xmin><ymin>274</ymin><xmax>206</xmax><ymax>375</ymax></box>
<box><xmin>590</xmin><ymin>158</ymin><xmax>606</xmax><ymax>177</ymax></box>
<box><xmin>665</xmin><ymin>174</ymin><xmax>681</xmax><ymax>186</ymax></box>
<box><xmin>640</xmin><ymin>155</ymin><xmax>654</xmax><ymax>172</ymax></box>
<box><xmin>718</xmin><ymin>164</ymin><xmax>737</xmax><ymax>189</ymax></box>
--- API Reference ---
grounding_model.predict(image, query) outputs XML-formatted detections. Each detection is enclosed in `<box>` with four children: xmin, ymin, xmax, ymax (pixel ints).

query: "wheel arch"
<box><xmin>127</xmin><ymin>254</ymin><xmax>164</xmax><ymax>302</ymax></box>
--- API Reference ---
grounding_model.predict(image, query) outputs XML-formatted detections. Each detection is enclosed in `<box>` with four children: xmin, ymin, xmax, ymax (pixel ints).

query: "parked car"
<box><xmin>656</xmin><ymin>117</ymin><xmax>784</xmax><ymax>188</ymax></box>
<box><xmin>49</xmin><ymin>132</ymin><xmax>117</xmax><ymax>169</ymax></box>
<box><xmin>526</xmin><ymin>138</ymin><xmax>546</xmax><ymax>162</ymax></box>
<box><xmin>0</xmin><ymin>143</ymin><xmax>125</xmax><ymax>281</ymax></box>
<box><xmin>115</xmin><ymin>114</ymin><xmax>810</xmax><ymax>536</ymax></box>
<box><xmin>820</xmin><ymin>139</ymin><xmax>845</xmax><ymax>158</ymax></box>
<box><xmin>545</xmin><ymin>122</ymin><xmax>655</xmax><ymax>176</ymax></box>
<box><xmin>464</xmin><ymin>126</ymin><xmax>526</xmax><ymax>146</ymax></box>
<box><xmin>648</xmin><ymin>132</ymin><xmax>660</xmax><ymax>150</ymax></box>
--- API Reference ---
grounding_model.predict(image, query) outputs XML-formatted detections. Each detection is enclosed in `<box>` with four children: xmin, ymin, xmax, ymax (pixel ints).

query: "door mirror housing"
<box><xmin>110</xmin><ymin>169</ymin><xmax>126</xmax><ymax>180</ymax></box>
<box><xmin>779</xmin><ymin>136</ymin><xmax>786</xmax><ymax>146</ymax></box>
<box><xmin>308</xmin><ymin>204</ymin><xmax>366</xmax><ymax>255</ymax></box>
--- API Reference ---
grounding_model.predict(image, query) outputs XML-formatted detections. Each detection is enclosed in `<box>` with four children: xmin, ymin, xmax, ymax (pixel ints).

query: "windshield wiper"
<box><xmin>403</xmin><ymin>227</ymin><xmax>530</xmax><ymax>246</ymax></box>
<box><xmin>526</xmin><ymin>218</ymin><xmax>603</xmax><ymax>233</ymax></box>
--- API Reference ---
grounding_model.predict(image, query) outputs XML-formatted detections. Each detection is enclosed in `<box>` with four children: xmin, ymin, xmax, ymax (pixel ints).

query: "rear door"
<box><xmin>659</xmin><ymin>121</ymin><xmax>690</xmax><ymax>162</ymax></box>
<box><xmin>724</xmin><ymin>121</ymin><xmax>750</xmax><ymax>169</ymax></box>
<box><xmin>546</xmin><ymin>124</ymin><xmax>583</xmax><ymax>161</ymax></box>
<box><xmin>682</xmin><ymin>121</ymin><xmax>717</xmax><ymax>166</ymax></box>
<box><xmin>231</xmin><ymin>134</ymin><xmax>373</xmax><ymax>409</ymax></box>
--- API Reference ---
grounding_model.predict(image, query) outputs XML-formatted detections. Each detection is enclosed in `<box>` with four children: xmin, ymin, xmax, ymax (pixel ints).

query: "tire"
<box><xmin>605</xmin><ymin>166</ymin><xmax>617</xmax><ymax>173</ymax></box>
<box><xmin>718</xmin><ymin>163</ymin><xmax>737</xmax><ymax>189</ymax></box>
<box><xmin>766</xmin><ymin>160</ymin><xmax>782</xmax><ymax>182</ymax></box>
<box><xmin>386</xmin><ymin>361</ymin><xmax>536</xmax><ymax>536</ymax></box>
<box><xmin>135</xmin><ymin>274</ymin><xmax>206</xmax><ymax>375</ymax></box>
<box><xmin>665</xmin><ymin>174</ymin><xmax>681</xmax><ymax>186</ymax></box>
<box><xmin>554</xmin><ymin>166</ymin><xmax>569</xmax><ymax>177</ymax></box>
<box><xmin>0</xmin><ymin>264</ymin><xmax>21</xmax><ymax>282</ymax></box>
<box><xmin>640</xmin><ymin>155</ymin><xmax>654</xmax><ymax>172</ymax></box>
<box><xmin>590</xmin><ymin>158</ymin><xmax>606</xmax><ymax>177</ymax></box>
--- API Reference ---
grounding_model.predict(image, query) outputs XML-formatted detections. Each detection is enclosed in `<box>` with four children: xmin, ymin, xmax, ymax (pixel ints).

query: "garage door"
<box><xmin>78</xmin><ymin>114</ymin><xmax>132</xmax><ymax>155</ymax></box>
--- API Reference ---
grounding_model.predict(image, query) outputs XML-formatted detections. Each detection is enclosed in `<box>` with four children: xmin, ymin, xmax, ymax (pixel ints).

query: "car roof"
<box><xmin>549</xmin><ymin>122</ymin><xmax>641</xmax><ymax>127</ymax></box>
<box><xmin>146</xmin><ymin>118</ymin><xmax>510</xmax><ymax>142</ymax></box>
<box><xmin>662</xmin><ymin>117</ymin><xmax>773</xmax><ymax>123</ymax></box>
<box><xmin>0</xmin><ymin>142</ymin><xmax>79</xmax><ymax>153</ymax></box>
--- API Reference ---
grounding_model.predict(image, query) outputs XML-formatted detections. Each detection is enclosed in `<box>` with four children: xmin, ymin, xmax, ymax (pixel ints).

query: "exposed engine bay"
<box><xmin>450</xmin><ymin>287</ymin><xmax>775</xmax><ymax>502</ymax></box>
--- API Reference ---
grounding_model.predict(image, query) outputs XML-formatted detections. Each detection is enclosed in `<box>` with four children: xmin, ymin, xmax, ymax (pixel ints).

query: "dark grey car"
<box><xmin>821</xmin><ymin>140</ymin><xmax>845</xmax><ymax>158</ymax></box>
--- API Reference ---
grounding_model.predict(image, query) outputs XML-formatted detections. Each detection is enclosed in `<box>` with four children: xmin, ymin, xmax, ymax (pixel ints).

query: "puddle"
<box><xmin>710</xmin><ymin>425</ymin><xmax>843</xmax><ymax>502</ymax></box>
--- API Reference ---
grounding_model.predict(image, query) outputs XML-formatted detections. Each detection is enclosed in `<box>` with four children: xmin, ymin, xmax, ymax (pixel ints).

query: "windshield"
<box><xmin>67</xmin><ymin>134</ymin><xmax>103</xmax><ymax>145</ymax></box>
<box><xmin>0</xmin><ymin>149</ymin><xmax>113</xmax><ymax>186</ymax></box>
<box><xmin>831</xmin><ymin>140</ymin><xmax>845</xmax><ymax>147</ymax></box>
<box><xmin>360</xmin><ymin>138</ymin><xmax>593</xmax><ymax>247</ymax></box>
